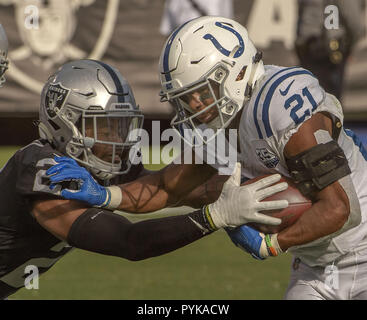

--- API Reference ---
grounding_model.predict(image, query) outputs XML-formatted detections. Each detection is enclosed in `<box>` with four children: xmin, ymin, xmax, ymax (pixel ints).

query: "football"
<box><xmin>243</xmin><ymin>175</ymin><xmax>312</xmax><ymax>234</ymax></box>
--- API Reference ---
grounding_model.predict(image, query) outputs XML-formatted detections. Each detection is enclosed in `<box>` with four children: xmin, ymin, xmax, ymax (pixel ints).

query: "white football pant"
<box><xmin>284</xmin><ymin>246</ymin><xmax>367</xmax><ymax>300</ymax></box>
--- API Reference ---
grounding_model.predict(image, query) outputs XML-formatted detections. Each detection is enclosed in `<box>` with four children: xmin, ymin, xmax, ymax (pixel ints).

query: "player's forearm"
<box><xmin>117</xmin><ymin>165</ymin><xmax>217</xmax><ymax>212</ymax></box>
<box><xmin>47</xmin><ymin>158</ymin><xmax>217</xmax><ymax>212</ymax></box>
<box><xmin>115</xmin><ymin>171</ymin><xmax>178</xmax><ymax>213</ymax></box>
<box><xmin>277</xmin><ymin>197</ymin><xmax>349</xmax><ymax>251</ymax></box>
<box><xmin>175</xmin><ymin>183</ymin><xmax>215</xmax><ymax>209</ymax></box>
<box><xmin>118</xmin><ymin>182</ymin><xmax>171</xmax><ymax>213</ymax></box>
<box><xmin>67</xmin><ymin>208</ymin><xmax>214</xmax><ymax>261</ymax></box>
<box><xmin>175</xmin><ymin>174</ymin><xmax>229</xmax><ymax>209</ymax></box>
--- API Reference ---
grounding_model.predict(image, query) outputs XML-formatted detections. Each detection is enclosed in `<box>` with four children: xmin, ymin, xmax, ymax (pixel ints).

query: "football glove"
<box><xmin>226</xmin><ymin>225</ymin><xmax>283</xmax><ymax>260</ymax></box>
<box><xmin>46</xmin><ymin>156</ymin><xmax>121</xmax><ymax>209</ymax></box>
<box><xmin>205</xmin><ymin>162</ymin><xmax>288</xmax><ymax>229</ymax></box>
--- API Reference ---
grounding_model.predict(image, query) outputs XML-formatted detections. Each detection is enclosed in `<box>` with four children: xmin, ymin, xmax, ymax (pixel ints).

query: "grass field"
<box><xmin>1</xmin><ymin>145</ymin><xmax>293</xmax><ymax>300</ymax></box>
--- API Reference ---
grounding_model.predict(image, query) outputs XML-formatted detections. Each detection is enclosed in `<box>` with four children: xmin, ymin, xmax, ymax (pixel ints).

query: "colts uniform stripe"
<box><xmin>253</xmin><ymin>67</ymin><xmax>299</xmax><ymax>139</ymax></box>
<box><xmin>162</xmin><ymin>20</ymin><xmax>192</xmax><ymax>90</ymax></box>
<box><xmin>344</xmin><ymin>129</ymin><xmax>367</xmax><ymax>161</ymax></box>
<box><xmin>261</xmin><ymin>69</ymin><xmax>315</xmax><ymax>138</ymax></box>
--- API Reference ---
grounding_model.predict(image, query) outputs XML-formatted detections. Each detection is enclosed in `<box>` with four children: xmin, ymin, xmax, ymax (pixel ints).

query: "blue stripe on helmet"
<box><xmin>162</xmin><ymin>20</ymin><xmax>192</xmax><ymax>90</ymax></box>
<box><xmin>94</xmin><ymin>60</ymin><xmax>126</xmax><ymax>103</ymax></box>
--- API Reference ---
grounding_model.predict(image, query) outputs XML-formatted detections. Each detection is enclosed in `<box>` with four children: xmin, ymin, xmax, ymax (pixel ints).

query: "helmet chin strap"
<box><xmin>247</xmin><ymin>55</ymin><xmax>265</xmax><ymax>93</ymax></box>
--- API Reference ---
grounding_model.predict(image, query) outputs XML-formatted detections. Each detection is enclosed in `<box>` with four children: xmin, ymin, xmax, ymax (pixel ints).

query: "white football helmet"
<box><xmin>39</xmin><ymin>59</ymin><xmax>144</xmax><ymax>181</ymax></box>
<box><xmin>0</xmin><ymin>24</ymin><xmax>9</xmax><ymax>87</ymax></box>
<box><xmin>159</xmin><ymin>16</ymin><xmax>265</xmax><ymax>145</ymax></box>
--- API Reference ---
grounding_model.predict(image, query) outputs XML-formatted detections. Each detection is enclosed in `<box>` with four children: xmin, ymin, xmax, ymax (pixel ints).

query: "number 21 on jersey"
<box><xmin>284</xmin><ymin>87</ymin><xmax>318</xmax><ymax>125</ymax></box>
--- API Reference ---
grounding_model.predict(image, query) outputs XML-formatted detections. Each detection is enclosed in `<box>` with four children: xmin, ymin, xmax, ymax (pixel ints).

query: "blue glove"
<box><xmin>46</xmin><ymin>156</ymin><xmax>108</xmax><ymax>207</ymax></box>
<box><xmin>225</xmin><ymin>225</ymin><xmax>282</xmax><ymax>260</ymax></box>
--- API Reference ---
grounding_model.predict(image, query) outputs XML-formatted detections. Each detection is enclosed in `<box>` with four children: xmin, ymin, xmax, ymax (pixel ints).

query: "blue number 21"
<box><xmin>284</xmin><ymin>87</ymin><xmax>317</xmax><ymax>125</ymax></box>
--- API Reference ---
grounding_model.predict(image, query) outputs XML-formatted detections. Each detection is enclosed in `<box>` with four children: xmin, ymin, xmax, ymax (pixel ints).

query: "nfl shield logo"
<box><xmin>45</xmin><ymin>83</ymin><xmax>70</xmax><ymax>118</ymax></box>
<box><xmin>255</xmin><ymin>148</ymin><xmax>280</xmax><ymax>169</ymax></box>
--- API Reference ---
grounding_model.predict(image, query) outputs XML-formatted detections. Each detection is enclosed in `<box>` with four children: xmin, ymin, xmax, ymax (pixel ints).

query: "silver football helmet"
<box><xmin>0</xmin><ymin>24</ymin><xmax>9</xmax><ymax>87</ymax></box>
<box><xmin>39</xmin><ymin>59</ymin><xmax>144</xmax><ymax>181</ymax></box>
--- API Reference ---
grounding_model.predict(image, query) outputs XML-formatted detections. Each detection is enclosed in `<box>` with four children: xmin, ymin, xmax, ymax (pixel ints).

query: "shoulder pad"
<box><xmin>253</xmin><ymin>67</ymin><xmax>325</xmax><ymax>140</ymax></box>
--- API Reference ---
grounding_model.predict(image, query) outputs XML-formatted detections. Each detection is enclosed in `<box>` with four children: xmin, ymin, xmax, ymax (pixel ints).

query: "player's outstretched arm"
<box><xmin>32</xmin><ymin>198</ymin><xmax>213</xmax><ymax>261</ymax></box>
<box><xmin>33</xmin><ymin>164</ymin><xmax>288</xmax><ymax>261</ymax></box>
<box><xmin>46</xmin><ymin>156</ymin><xmax>217</xmax><ymax>213</ymax></box>
<box><xmin>47</xmin><ymin>157</ymin><xmax>289</xmax><ymax>220</ymax></box>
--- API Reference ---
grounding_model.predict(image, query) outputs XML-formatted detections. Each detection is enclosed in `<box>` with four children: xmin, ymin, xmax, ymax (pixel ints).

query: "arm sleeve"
<box><xmin>67</xmin><ymin>208</ymin><xmax>213</xmax><ymax>261</ymax></box>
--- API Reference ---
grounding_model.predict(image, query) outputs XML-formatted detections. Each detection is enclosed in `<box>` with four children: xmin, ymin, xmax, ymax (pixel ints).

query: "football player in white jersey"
<box><xmin>47</xmin><ymin>16</ymin><xmax>367</xmax><ymax>299</ymax></box>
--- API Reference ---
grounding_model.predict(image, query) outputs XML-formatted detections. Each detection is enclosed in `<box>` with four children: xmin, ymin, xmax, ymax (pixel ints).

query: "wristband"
<box><xmin>100</xmin><ymin>186</ymin><xmax>122</xmax><ymax>210</ymax></box>
<box><xmin>262</xmin><ymin>234</ymin><xmax>283</xmax><ymax>258</ymax></box>
<box><xmin>265</xmin><ymin>234</ymin><xmax>278</xmax><ymax>256</ymax></box>
<box><xmin>202</xmin><ymin>205</ymin><xmax>218</xmax><ymax>231</ymax></box>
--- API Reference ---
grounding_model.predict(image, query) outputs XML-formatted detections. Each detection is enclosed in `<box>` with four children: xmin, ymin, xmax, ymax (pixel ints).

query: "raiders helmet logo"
<box><xmin>45</xmin><ymin>83</ymin><xmax>70</xmax><ymax>118</ymax></box>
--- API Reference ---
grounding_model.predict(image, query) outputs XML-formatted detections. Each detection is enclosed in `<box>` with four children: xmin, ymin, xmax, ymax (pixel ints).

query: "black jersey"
<box><xmin>0</xmin><ymin>139</ymin><xmax>143</xmax><ymax>299</ymax></box>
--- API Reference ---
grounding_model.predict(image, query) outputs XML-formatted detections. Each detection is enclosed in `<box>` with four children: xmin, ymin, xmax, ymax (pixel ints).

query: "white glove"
<box><xmin>206</xmin><ymin>163</ymin><xmax>289</xmax><ymax>229</ymax></box>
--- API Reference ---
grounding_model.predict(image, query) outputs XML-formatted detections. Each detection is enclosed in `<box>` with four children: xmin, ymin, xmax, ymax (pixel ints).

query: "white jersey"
<box><xmin>238</xmin><ymin>65</ymin><xmax>367</xmax><ymax>266</ymax></box>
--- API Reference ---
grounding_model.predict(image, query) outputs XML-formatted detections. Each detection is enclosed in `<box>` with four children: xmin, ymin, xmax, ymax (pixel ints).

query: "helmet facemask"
<box><xmin>162</xmin><ymin>63</ymin><xmax>240</xmax><ymax>146</ymax></box>
<box><xmin>38</xmin><ymin>59</ymin><xmax>144</xmax><ymax>182</ymax></box>
<box><xmin>64</xmin><ymin>105</ymin><xmax>143</xmax><ymax>181</ymax></box>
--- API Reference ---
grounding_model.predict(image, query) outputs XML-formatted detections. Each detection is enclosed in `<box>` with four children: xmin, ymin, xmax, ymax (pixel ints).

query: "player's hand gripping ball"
<box><xmin>243</xmin><ymin>175</ymin><xmax>312</xmax><ymax>234</ymax></box>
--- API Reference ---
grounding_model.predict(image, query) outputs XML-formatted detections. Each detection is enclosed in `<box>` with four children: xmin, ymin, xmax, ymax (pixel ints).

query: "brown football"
<box><xmin>243</xmin><ymin>175</ymin><xmax>312</xmax><ymax>234</ymax></box>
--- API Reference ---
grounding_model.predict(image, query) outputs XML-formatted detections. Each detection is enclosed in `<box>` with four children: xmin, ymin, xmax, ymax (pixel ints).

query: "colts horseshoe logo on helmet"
<box><xmin>203</xmin><ymin>21</ymin><xmax>245</xmax><ymax>58</ymax></box>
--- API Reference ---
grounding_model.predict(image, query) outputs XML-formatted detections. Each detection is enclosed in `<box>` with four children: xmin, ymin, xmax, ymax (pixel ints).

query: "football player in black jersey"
<box><xmin>0</xmin><ymin>58</ymin><xmax>288</xmax><ymax>299</ymax></box>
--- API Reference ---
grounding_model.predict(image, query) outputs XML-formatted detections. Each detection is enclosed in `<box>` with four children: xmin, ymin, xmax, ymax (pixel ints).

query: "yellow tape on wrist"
<box><xmin>204</xmin><ymin>205</ymin><xmax>217</xmax><ymax>230</ymax></box>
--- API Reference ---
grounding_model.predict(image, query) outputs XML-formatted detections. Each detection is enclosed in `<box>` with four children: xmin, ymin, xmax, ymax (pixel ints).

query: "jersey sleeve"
<box><xmin>266</xmin><ymin>69</ymin><xmax>324</xmax><ymax>146</ymax></box>
<box><xmin>262</xmin><ymin>68</ymin><xmax>345</xmax><ymax>164</ymax></box>
<box><xmin>14</xmin><ymin>142</ymin><xmax>64</xmax><ymax>198</ymax></box>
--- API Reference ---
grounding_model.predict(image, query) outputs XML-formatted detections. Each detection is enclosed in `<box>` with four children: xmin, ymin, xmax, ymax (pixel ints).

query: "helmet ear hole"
<box><xmin>236</xmin><ymin>66</ymin><xmax>247</xmax><ymax>81</ymax></box>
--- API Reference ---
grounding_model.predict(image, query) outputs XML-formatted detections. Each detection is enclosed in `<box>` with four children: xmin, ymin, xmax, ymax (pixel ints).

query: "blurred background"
<box><xmin>0</xmin><ymin>0</ymin><xmax>366</xmax><ymax>299</ymax></box>
<box><xmin>0</xmin><ymin>0</ymin><xmax>366</xmax><ymax>145</ymax></box>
